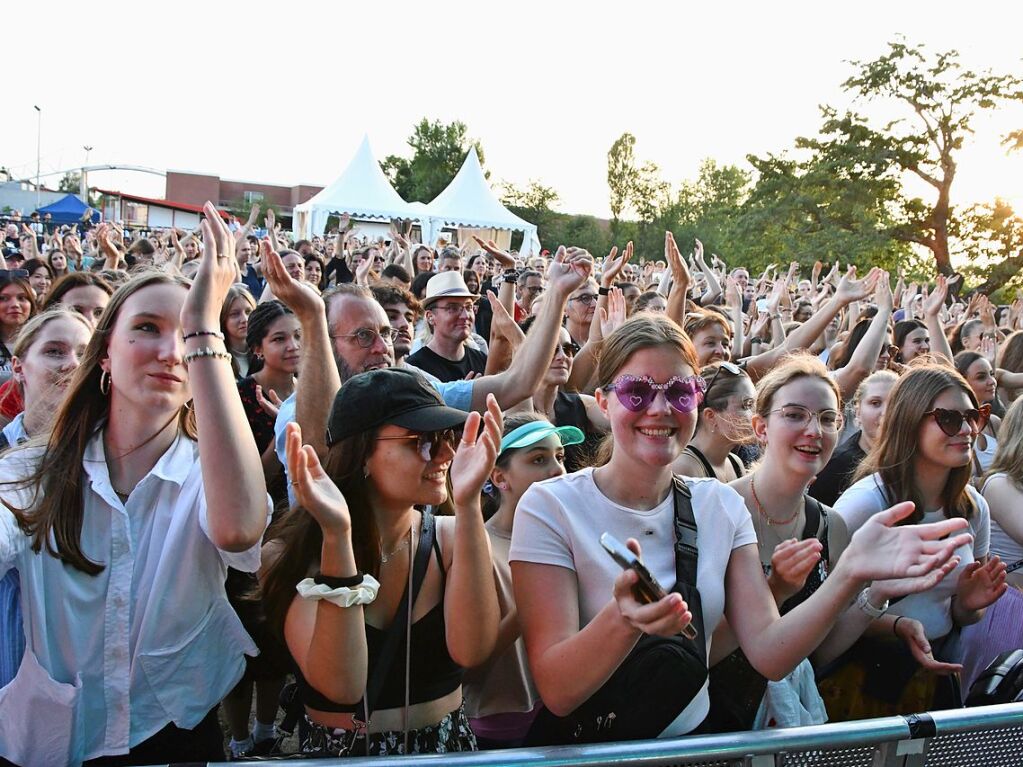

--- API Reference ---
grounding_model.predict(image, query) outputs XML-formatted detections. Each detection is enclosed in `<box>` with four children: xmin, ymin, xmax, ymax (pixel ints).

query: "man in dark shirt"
<box><xmin>407</xmin><ymin>271</ymin><xmax>487</xmax><ymax>382</ymax></box>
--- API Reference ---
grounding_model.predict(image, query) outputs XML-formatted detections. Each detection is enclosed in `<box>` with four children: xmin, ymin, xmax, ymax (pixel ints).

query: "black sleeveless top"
<box><xmin>296</xmin><ymin>530</ymin><xmax>463</xmax><ymax>712</ymax></box>
<box><xmin>681</xmin><ymin>444</ymin><xmax>745</xmax><ymax>482</ymax></box>
<box><xmin>552</xmin><ymin>390</ymin><xmax>603</xmax><ymax>472</ymax></box>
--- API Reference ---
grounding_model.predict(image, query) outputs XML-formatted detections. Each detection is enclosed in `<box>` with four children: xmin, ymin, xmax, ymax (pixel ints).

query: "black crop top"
<box><xmin>296</xmin><ymin>533</ymin><xmax>464</xmax><ymax>713</ymax></box>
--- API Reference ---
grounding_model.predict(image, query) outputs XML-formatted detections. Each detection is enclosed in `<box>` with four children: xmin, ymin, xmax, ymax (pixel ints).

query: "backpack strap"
<box><xmin>671</xmin><ymin>476</ymin><xmax>706</xmax><ymax>666</ymax></box>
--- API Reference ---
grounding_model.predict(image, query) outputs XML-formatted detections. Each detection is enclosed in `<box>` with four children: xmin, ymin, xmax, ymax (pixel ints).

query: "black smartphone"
<box><xmin>599</xmin><ymin>532</ymin><xmax>697</xmax><ymax>640</ymax></box>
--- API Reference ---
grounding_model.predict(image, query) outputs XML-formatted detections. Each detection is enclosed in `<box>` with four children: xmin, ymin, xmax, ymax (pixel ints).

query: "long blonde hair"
<box><xmin>986</xmin><ymin>396</ymin><xmax>1023</xmax><ymax>488</ymax></box>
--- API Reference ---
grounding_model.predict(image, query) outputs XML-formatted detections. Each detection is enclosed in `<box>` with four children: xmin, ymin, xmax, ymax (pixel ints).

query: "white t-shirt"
<box><xmin>834</xmin><ymin>473</ymin><xmax>990</xmax><ymax>639</ymax></box>
<box><xmin>509</xmin><ymin>467</ymin><xmax>757</xmax><ymax>737</ymax></box>
<box><xmin>981</xmin><ymin>473</ymin><xmax>1023</xmax><ymax>565</ymax></box>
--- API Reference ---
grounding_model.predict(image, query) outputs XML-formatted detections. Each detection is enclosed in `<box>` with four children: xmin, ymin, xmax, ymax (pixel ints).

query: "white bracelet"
<box><xmin>296</xmin><ymin>575</ymin><xmax>380</xmax><ymax>607</ymax></box>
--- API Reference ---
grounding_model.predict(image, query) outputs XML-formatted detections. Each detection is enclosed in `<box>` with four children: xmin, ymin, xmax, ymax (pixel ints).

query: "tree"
<box><xmin>607</xmin><ymin>133</ymin><xmax>637</xmax><ymax>238</ymax></box>
<box><xmin>502</xmin><ymin>180</ymin><xmax>560</xmax><ymax>236</ymax></box>
<box><xmin>954</xmin><ymin>199</ymin><xmax>1023</xmax><ymax>298</ymax></box>
<box><xmin>58</xmin><ymin>171</ymin><xmax>81</xmax><ymax>193</ymax></box>
<box><xmin>381</xmin><ymin>119</ymin><xmax>485</xmax><ymax>203</ymax></box>
<box><xmin>821</xmin><ymin>40</ymin><xmax>1023</xmax><ymax>277</ymax></box>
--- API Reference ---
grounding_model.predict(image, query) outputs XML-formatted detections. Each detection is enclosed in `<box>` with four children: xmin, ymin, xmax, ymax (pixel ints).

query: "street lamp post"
<box><xmin>33</xmin><ymin>105</ymin><xmax>41</xmax><ymax>208</ymax></box>
<box><xmin>82</xmin><ymin>145</ymin><xmax>93</xmax><ymax>200</ymax></box>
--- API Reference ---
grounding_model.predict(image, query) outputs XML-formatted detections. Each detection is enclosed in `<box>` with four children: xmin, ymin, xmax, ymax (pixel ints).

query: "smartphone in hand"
<box><xmin>600</xmin><ymin>532</ymin><xmax>697</xmax><ymax>640</ymax></box>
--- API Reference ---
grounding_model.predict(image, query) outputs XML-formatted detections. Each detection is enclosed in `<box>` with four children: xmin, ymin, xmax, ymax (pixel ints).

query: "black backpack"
<box><xmin>965</xmin><ymin>649</ymin><xmax>1023</xmax><ymax>706</ymax></box>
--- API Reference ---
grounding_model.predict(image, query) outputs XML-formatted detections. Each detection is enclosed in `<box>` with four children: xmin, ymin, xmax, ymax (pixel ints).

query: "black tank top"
<box><xmin>553</xmin><ymin>390</ymin><xmax>602</xmax><ymax>472</ymax></box>
<box><xmin>296</xmin><ymin>529</ymin><xmax>463</xmax><ymax>712</ymax></box>
<box><xmin>682</xmin><ymin>444</ymin><xmax>745</xmax><ymax>481</ymax></box>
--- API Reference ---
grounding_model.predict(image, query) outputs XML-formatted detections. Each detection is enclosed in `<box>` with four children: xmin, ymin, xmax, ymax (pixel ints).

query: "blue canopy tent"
<box><xmin>35</xmin><ymin>194</ymin><xmax>99</xmax><ymax>225</ymax></box>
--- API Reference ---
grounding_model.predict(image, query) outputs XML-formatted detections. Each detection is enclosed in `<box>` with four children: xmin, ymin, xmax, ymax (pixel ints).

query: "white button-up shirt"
<box><xmin>0</xmin><ymin>430</ymin><xmax>268</xmax><ymax>766</ymax></box>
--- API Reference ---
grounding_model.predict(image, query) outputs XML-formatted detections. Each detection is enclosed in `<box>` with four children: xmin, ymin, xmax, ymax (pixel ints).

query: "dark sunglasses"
<box><xmin>923</xmin><ymin>405</ymin><xmax>991</xmax><ymax>437</ymax></box>
<box><xmin>558</xmin><ymin>341</ymin><xmax>580</xmax><ymax>358</ymax></box>
<box><xmin>0</xmin><ymin>270</ymin><xmax>29</xmax><ymax>280</ymax></box>
<box><xmin>375</xmin><ymin>428</ymin><xmax>458</xmax><ymax>462</ymax></box>
<box><xmin>605</xmin><ymin>374</ymin><xmax>707</xmax><ymax>413</ymax></box>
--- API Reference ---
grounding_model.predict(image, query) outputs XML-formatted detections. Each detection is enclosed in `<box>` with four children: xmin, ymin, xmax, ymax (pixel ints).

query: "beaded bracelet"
<box><xmin>183</xmin><ymin>347</ymin><xmax>232</xmax><ymax>365</ymax></box>
<box><xmin>183</xmin><ymin>329</ymin><xmax>225</xmax><ymax>341</ymax></box>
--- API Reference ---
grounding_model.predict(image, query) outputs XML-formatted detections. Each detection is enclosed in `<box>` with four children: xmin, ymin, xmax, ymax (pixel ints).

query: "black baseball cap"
<box><xmin>326</xmin><ymin>367</ymin><xmax>468</xmax><ymax>446</ymax></box>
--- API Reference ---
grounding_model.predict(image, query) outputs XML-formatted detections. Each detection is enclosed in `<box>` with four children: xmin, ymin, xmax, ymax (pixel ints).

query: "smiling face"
<box><xmin>755</xmin><ymin>376</ymin><xmax>841</xmax><ymax>481</ymax></box>
<box><xmin>427</xmin><ymin>298</ymin><xmax>476</xmax><ymax>346</ymax></box>
<box><xmin>366</xmin><ymin>425</ymin><xmax>455</xmax><ymax>509</ymax></box>
<box><xmin>327</xmin><ymin>295</ymin><xmax>395</xmax><ymax>381</ymax></box>
<box><xmin>254</xmin><ymin>314</ymin><xmax>302</xmax><ymax>375</ymax></box>
<box><xmin>29</xmin><ymin>266</ymin><xmax>52</xmax><ymax>298</ymax></box>
<box><xmin>964</xmin><ymin>357</ymin><xmax>997</xmax><ymax>404</ymax></box>
<box><xmin>916</xmin><ymin>387</ymin><xmax>976</xmax><ymax>472</ymax></box>
<box><xmin>901</xmin><ymin>327</ymin><xmax>930</xmax><ymax>362</ymax></box>
<box><xmin>596</xmin><ymin>345</ymin><xmax>699</xmax><ymax>469</ymax></box>
<box><xmin>691</xmin><ymin>324</ymin><xmax>731</xmax><ymax>366</ymax></box>
<box><xmin>566</xmin><ymin>279</ymin><xmax>599</xmax><ymax>326</ymax></box>
<box><xmin>415</xmin><ymin>248</ymin><xmax>434</xmax><ymax>273</ymax></box>
<box><xmin>0</xmin><ymin>283</ymin><xmax>32</xmax><ymax>332</ymax></box>
<box><xmin>13</xmin><ymin>314</ymin><xmax>92</xmax><ymax>412</ymax></box>
<box><xmin>101</xmin><ymin>283</ymin><xmax>190</xmax><ymax>420</ymax></box>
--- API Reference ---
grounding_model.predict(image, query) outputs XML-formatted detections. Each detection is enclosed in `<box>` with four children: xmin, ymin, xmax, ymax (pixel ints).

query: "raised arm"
<box><xmin>182</xmin><ymin>202</ymin><xmax>267</xmax><ymax>550</ymax></box>
<box><xmin>261</xmin><ymin>241</ymin><xmax>338</xmax><ymax>458</ymax></box>
<box><xmin>265</xmin><ymin>209</ymin><xmax>281</xmax><ymax>253</ymax></box>
<box><xmin>664</xmin><ymin>231</ymin><xmax>691</xmax><ymax>328</ymax></box>
<box><xmin>443</xmin><ymin>399</ymin><xmax>502</xmax><ymax>667</ymax></box>
<box><xmin>921</xmin><ymin>276</ymin><xmax>955</xmax><ymax>364</ymax></box>
<box><xmin>470</xmin><ymin>248</ymin><xmax>593</xmax><ymax>411</ymax></box>
<box><xmin>693</xmin><ymin>239</ymin><xmax>721</xmax><ymax>305</ymax></box>
<box><xmin>833</xmin><ymin>271</ymin><xmax>893</xmax><ymax>399</ymax></box>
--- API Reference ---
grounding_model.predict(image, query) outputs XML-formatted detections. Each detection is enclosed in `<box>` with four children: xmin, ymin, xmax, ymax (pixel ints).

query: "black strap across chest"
<box><xmin>671</xmin><ymin>476</ymin><xmax>706</xmax><ymax>666</ymax></box>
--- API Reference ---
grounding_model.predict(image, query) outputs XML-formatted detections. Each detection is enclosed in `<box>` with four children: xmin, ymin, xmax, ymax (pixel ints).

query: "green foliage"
<box><xmin>607</xmin><ymin>133</ymin><xmax>637</xmax><ymax>236</ymax></box>
<box><xmin>954</xmin><ymin>199</ymin><xmax>1023</xmax><ymax>298</ymax></box>
<box><xmin>228</xmin><ymin>197</ymin><xmax>281</xmax><ymax>228</ymax></box>
<box><xmin>382</xmin><ymin>119</ymin><xmax>485</xmax><ymax>203</ymax></box>
<box><xmin>58</xmin><ymin>171</ymin><xmax>81</xmax><ymax>193</ymax></box>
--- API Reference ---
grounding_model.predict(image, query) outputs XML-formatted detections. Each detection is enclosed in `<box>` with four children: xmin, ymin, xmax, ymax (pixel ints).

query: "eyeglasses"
<box><xmin>524</xmin><ymin>285</ymin><xmax>545</xmax><ymax>295</ymax></box>
<box><xmin>556</xmin><ymin>341</ymin><xmax>580</xmax><ymax>358</ymax></box>
<box><xmin>923</xmin><ymin>405</ymin><xmax>991</xmax><ymax>437</ymax></box>
<box><xmin>605</xmin><ymin>374</ymin><xmax>707</xmax><ymax>413</ymax></box>
<box><xmin>431</xmin><ymin>302</ymin><xmax>476</xmax><ymax>316</ymax></box>
<box><xmin>569</xmin><ymin>293</ymin><xmax>599</xmax><ymax>305</ymax></box>
<box><xmin>375</xmin><ymin>428</ymin><xmax>458</xmax><ymax>462</ymax></box>
<box><xmin>331</xmin><ymin>326</ymin><xmax>399</xmax><ymax>348</ymax></box>
<box><xmin>703</xmin><ymin>360</ymin><xmax>743</xmax><ymax>398</ymax></box>
<box><xmin>0</xmin><ymin>270</ymin><xmax>29</xmax><ymax>280</ymax></box>
<box><xmin>768</xmin><ymin>404</ymin><xmax>844</xmax><ymax>434</ymax></box>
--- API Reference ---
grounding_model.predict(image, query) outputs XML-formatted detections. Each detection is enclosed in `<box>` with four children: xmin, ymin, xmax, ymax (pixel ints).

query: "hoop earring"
<box><xmin>100</xmin><ymin>370</ymin><xmax>111</xmax><ymax>396</ymax></box>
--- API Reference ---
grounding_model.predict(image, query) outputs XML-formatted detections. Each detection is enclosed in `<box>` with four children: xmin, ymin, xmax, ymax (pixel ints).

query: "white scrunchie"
<box><xmin>295</xmin><ymin>574</ymin><xmax>381</xmax><ymax>607</ymax></box>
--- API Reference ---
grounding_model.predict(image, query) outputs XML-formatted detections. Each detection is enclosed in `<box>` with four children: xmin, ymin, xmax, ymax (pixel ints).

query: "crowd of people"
<box><xmin>0</xmin><ymin>201</ymin><xmax>1020</xmax><ymax>764</ymax></box>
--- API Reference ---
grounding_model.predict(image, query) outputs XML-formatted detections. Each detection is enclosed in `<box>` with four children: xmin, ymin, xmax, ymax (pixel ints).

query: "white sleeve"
<box><xmin>970</xmin><ymin>488</ymin><xmax>991</xmax><ymax>560</ymax></box>
<box><xmin>0</xmin><ymin>506</ymin><xmax>24</xmax><ymax>579</ymax></box>
<box><xmin>833</xmin><ymin>479</ymin><xmax>886</xmax><ymax>534</ymax></box>
<box><xmin>509</xmin><ymin>483</ymin><xmax>575</xmax><ymax>571</ymax></box>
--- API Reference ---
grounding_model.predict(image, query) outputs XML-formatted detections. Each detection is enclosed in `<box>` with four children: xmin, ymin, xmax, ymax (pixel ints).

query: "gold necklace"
<box><xmin>380</xmin><ymin>524</ymin><xmax>415</xmax><ymax>564</ymax></box>
<box><xmin>750</xmin><ymin>474</ymin><xmax>801</xmax><ymax>526</ymax></box>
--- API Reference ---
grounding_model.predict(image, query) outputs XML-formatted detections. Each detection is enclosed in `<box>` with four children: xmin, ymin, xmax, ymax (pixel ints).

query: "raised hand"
<box><xmin>613</xmin><ymin>538</ymin><xmax>693</xmax><ymax>638</ymax></box>
<box><xmin>265</xmin><ymin>208</ymin><xmax>276</xmax><ymax>232</ymax></box>
<box><xmin>449</xmin><ymin>394</ymin><xmax>503</xmax><ymax>508</ymax></box>
<box><xmin>471</xmin><ymin>235</ymin><xmax>515</xmax><ymax>269</ymax></box>
<box><xmin>547</xmin><ymin>246</ymin><xmax>593</xmax><ymax>295</ymax></box>
<box><xmin>835</xmin><ymin>266</ymin><xmax>881</xmax><ymax>305</ymax></box>
<box><xmin>768</xmin><ymin>538</ymin><xmax>823</xmax><ymax>602</ymax></box>
<box><xmin>956</xmin><ymin>556</ymin><xmax>1008</xmax><ymax>612</ymax></box>
<box><xmin>665</xmin><ymin>231</ymin><xmax>691</xmax><ymax>290</ymax></box>
<box><xmin>874</xmin><ymin>270</ymin><xmax>894</xmax><ymax>312</ymax></box>
<box><xmin>922</xmin><ymin>275</ymin><xmax>949</xmax><ymax>318</ymax></box>
<box><xmin>255</xmin><ymin>384</ymin><xmax>283</xmax><ymax>419</ymax></box>
<box><xmin>841</xmin><ymin>502</ymin><xmax>972</xmax><ymax>585</ymax></box>
<box><xmin>599</xmin><ymin>286</ymin><xmax>627</xmax><ymax>337</ymax></box>
<box><xmin>286</xmin><ymin>422</ymin><xmax>350</xmax><ymax>533</ymax></box>
<box><xmin>894</xmin><ymin>617</ymin><xmax>962</xmax><ymax>675</ymax></box>
<box><xmin>261</xmin><ymin>239</ymin><xmax>324</xmax><ymax>320</ymax></box>
<box><xmin>600</xmin><ymin>243</ymin><xmax>630</xmax><ymax>287</ymax></box>
<box><xmin>355</xmin><ymin>250</ymin><xmax>374</xmax><ymax>285</ymax></box>
<box><xmin>182</xmin><ymin>202</ymin><xmax>240</xmax><ymax>332</ymax></box>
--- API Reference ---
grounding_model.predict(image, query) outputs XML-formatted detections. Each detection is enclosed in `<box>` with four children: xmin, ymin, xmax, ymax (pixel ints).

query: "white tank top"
<box><xmin>982</xmin><ymin>472</ymin><xmax>1023</xmax><ymax>564</ymax></box>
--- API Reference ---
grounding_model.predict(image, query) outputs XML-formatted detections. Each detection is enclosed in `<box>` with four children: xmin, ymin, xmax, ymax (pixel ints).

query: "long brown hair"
<box><xmin>854</xmin><ymin>362</ymin><xmax>977</xmax><ymax>523</ymax></box>
<box><xmin>3</xmin><ymin>272</ymin><xmax>194</xmax><ymax>574</ymax></box>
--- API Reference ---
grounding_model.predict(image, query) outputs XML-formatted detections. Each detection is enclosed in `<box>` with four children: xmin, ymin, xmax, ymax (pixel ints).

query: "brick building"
<box><xmin>165</xmin><ymin>171</ymin><xmax>323</xmax><ymax>221</ymax></box>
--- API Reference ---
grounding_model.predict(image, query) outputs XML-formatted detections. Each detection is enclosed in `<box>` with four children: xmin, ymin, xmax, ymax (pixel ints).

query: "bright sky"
<box><xmin>6</xmin><ymin>0</ymin><xmax>1023</xmax><ymax>220</ymax></box>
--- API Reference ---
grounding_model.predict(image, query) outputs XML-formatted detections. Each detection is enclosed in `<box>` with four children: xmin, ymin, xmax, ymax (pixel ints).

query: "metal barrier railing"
<box><xmin>198</xmin><ymin>703</ymin><xmax>1023</xmax><ymax>767</ymax></box>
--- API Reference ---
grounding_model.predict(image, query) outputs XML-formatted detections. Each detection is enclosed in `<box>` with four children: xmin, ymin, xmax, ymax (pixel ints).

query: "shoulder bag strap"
<box><xmin>671</xmin><ymin>476</ymin><xmax>706</xmax><ymax>666</ymax></box>
<box><xmin>684</xmin><ymin>445</ymin><xmax>715</xmax><ymax>479</ymax></box>
<box><xmin>361</xmin><ymin>511</ymin><xmax>435</xmax><ymax>722</ymax></box>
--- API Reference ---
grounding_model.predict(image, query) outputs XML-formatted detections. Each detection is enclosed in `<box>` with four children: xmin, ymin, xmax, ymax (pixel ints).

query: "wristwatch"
<box><xmin>855</xmin><ymin>587</ymin><xmax>889</xmax><ymax>619</ymax></box>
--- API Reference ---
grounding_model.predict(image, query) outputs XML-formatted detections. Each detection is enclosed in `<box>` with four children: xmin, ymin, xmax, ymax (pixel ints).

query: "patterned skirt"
<box><xmin>301</xmin><ymin>704</ymin><xmax>477</xmax><ymax>757</ymax></box>
<box><xmin>960</xmin><ymin>585</ymin><xmax>1023</xmax><ymax>699</ymax></box>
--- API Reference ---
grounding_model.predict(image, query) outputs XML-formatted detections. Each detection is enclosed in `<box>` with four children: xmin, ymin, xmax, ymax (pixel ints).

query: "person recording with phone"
<box><xmin>510</xmin><ymin>315</ymin><xmax>973</xmax><ymax>745</ymax></box>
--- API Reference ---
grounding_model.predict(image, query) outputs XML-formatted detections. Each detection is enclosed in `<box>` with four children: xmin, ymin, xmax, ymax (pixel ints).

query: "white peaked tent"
<box><xmin>293</xmin><ymin>136</ymin><xmax>423</xmax><ymax>239</ymax></box>
<box><xmin>423</xmin><ymin>148</ymin><xmax>542</xmax><ymax>256</ymax></box>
